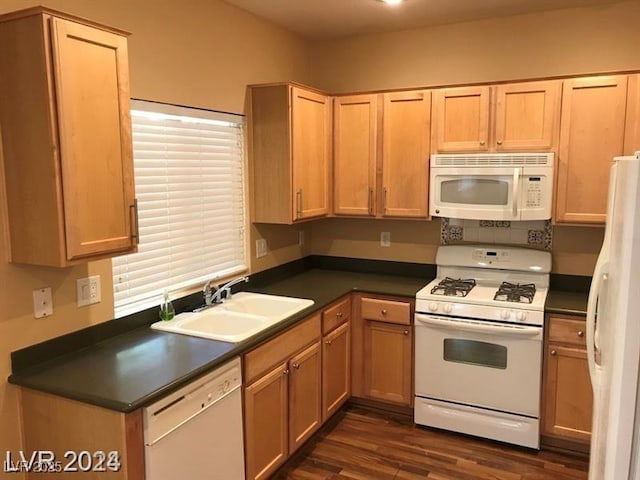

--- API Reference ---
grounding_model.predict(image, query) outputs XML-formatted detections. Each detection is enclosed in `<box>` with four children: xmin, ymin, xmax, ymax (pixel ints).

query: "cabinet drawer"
<box><xmin>548</xmin><ymin>316</ymin><xmax>587</xmax><ymax>347</ymax></box>
<box><xmin>322</xmin><ymin>297</ymin><xmax>351</xmax><ymax>335</ymax></box>
<box><xmin>245</xmin><ymin>314</ymin><xmax>321</xmax><ymax>384</ymax></box>
<box><xmin>361</xmin><ymin>298</ymin><xmax>410</xmax><ymax>325</ymax></box>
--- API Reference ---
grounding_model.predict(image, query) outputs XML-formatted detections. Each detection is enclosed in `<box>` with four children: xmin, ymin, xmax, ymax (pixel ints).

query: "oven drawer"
<box><xmin>361</xmin><ymin>298</ymin><xmax>410</xmax><ymax>325</ymax></box>
<box><xmin>547</xmin><ymin>315</ymin><xmax>586</xmax><ymax>347</ymax></box>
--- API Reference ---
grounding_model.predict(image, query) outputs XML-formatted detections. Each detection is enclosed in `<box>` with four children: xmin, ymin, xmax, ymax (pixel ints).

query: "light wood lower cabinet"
<box><xmin>542</xmin><ymin>314</ymin><xmax>593</xmax><ymax>448</ymax></box>
<box><xmin>20</xmin><ymin>389</ymin><xmax>144</xmax><ymax>480</ymax></box>
<box><xmin>244</xmin><ymin>362</ymin><xmax>289</xmax><ymax>480</ymax></box>
<box><xmin>323</xmin><ymin>320</ymin><xmax>351</xmax><ymax>420</ymax></box>
<box><xmin>289</xmin><ymin>343</ymin><xmax>322</xmax><ymax>453</ymax></box>
<box><xmin>352</xmin><ymin>294</ymin><xmax>414</xmax><ymax>407</ymax></box>
<box><xmin>243</xmin><ymin>314</ymin><xmax>321</xmax><ymax>480</ymax></box>
<box><xmin>363</xmin><ymin>320</ymin><xmax>413</xmax><ymax>405</ymax></box>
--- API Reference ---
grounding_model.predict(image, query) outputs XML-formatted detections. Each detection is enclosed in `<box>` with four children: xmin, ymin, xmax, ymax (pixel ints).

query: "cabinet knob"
<box><xmin>496</xmin><ymin>140</ymin><xmax>503</xmax><ymax>146</ymax></box>
<box><xmin>577</xmin><ymin>331</ymin><xmax>584</xmax><ymax>337</ymax></box>
<box><xmin>480</xmin><ymin>141</ymin><xmax>486</xmax><ymax>146</ymax></box>
<box><xmin>325</xmin><ymin>340</ymin><xmax>332</xmax><ymax>345</ymax></box>
<box><xmin>550</xmin><ymin>350</ymin><xmax>557</xmax><ymax>356</ymax></box>
<box><xmin>403</xmin><ymin>330</ymin><xmax>409</xmax><ymax>335</ymax></box>
<box><xmin>381</xmin><ymin>309</ymin><xmax>388</xmax><ymax>315</ymax></box>
<box><xmin>336</xmin><ymin>312</ymin><xmax>343</xmax><ymax>318</ymax></box>
<box><xmin>283</xmin><ymin>369</ymin><xmax>290</xmax><ymax>375</ymax></box>
<box><xmin>292</xmin><ymin>363</ymin><xmax>300</xmax><ymax>370</ymax></box>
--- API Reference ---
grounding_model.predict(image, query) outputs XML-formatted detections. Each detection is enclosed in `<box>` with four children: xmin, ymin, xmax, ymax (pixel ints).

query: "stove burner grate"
<box><xmin>494</xmin><ymin>282</ymin><xmax>536</xmax><ymax>304</ymax></box>
<box><xmin>431</xmin><ymin>277</ymin><xmax>476</xmax><ymax>297</ymax></box>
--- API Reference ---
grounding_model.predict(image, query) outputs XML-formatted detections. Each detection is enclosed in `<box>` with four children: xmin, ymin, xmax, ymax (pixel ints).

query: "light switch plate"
<box><xmin>380</xmin><ymin>232</ymin><xmax>391</xmax><ymax>247</ymax></box>
<box><xmin>256</xmin><ymin>239</ymin><xmax>267</xmax><ymax>258</ymax></box>
<box><xmin>77</xmin><ymin>275</ymin><xmax>101</xmax><ymax>307</ymax></box>
<box><xmin>33</xmin><ymin>287</ymin><xmax>53</xmax><ymax>318</ymax></box>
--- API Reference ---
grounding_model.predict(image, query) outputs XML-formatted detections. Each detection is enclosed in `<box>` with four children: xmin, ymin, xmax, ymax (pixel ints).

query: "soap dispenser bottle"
<box><xmin>159</xmin><ymin>290</ymin><xmax>175</xmax><ymax>321</ymax></box>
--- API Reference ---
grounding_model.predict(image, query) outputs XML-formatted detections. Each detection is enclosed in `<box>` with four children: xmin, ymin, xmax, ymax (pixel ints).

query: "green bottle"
<box><xmin>159</xmin><ymin>290</ymin><xmax>175</xmax><ymax>321</ymax></box>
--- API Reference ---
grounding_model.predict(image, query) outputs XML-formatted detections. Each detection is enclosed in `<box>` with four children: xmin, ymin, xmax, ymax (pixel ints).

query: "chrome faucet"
<box><xmin>203</xmin><ymin>276</ymin><xmax>249</xmax><ymax>306</ymax></box>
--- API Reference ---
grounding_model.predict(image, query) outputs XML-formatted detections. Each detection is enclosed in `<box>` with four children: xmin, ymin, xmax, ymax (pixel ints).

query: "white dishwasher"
<box><xmin>143</xmin><ymin>357</ymin><xmax>245</xmax><ymax>480</ymax></box>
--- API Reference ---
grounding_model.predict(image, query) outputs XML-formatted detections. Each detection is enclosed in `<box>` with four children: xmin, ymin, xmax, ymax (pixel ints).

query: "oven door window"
<box><xmin>443</xmin><ymin>338</ymin><xmax>507</xmax><ymax>369</ymax></box>
<box><xmin>440</xmin><ymin>178</ymin><xmax>509</xmax><ymax>206</ymax></box>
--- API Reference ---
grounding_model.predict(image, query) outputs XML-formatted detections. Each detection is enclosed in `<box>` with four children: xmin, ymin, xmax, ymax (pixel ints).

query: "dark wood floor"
<box><xmin>275</xmin><ymin>406</ymin><xmax>589</xmax><ymax>480</ymax></box>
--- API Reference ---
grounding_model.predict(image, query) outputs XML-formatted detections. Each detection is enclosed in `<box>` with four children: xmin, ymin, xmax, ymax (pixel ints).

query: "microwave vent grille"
<box><xmin>432</xmin><ymin>153</ymin><xmax>553</xmax><ymax>167</ymax></box>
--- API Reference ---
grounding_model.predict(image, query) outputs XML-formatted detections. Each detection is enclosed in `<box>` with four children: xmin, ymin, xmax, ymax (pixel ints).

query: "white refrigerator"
<box><xmin>587</xmin><ymin>152</ymin><xmax>640</xmax><ymax>480</ymax></box>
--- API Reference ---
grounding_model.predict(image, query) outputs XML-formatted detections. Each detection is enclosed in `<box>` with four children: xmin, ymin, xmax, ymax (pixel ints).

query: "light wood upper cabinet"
<box><xmin>382</xmin><ymin>91</ymin><xmax>431</xmax><ymax>218</ymax></box>
<box><xmin>333</xmin><ymin>94</ymin><xmax>378</xmax><ymax>216</ymax></box>
<box><xmin>624</xmin><ymin>74</ymin><xmax>640</xmax><ymax>154</ymax></box>
<box><xmin>494</xmin><ymin>81</ymin><xmax>561</xmax><ymax>151</ymax></box>
<box><xmin>555</xmin><ymin>75</ymin><xmax>628</xmax><ymax>224</ymax></box>
<box><xmin>250</xmin><ymin>83</ymin><xmax>330</xmax><ymax>224</ymax></box>
<box><xmin>542</xmin><ymin>315</ymin><xmax>593</xmax><ymax>447</ymax></box>
<box><xmin>432</xmin><ymin>86</ymin><xmax>491</xmax><ymax>152</ymax></box>
<box><xmin>432</xmin><ymin>81</ymin><xmax>560</xmax><ymax>153</ymax></box>
<box><xmin>333</xmin><ymin>91</ymin><xmax>430</xmax><ymax>219</ymax></box>
<box><xmin>0</xmin><ymin>8</ymin><xmax>137</xmax><ymax>266</ymax></box>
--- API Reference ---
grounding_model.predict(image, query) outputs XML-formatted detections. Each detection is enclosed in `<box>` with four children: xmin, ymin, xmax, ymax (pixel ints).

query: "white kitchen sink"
<box><xmin>150</xmin><ymin>292</ymin><xmax>314</xmax><ymax>343</ymax></box>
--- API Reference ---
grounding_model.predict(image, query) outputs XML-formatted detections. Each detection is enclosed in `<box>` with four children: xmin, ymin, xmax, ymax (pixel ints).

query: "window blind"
<box><xmin>112</xmin><ymin>100</ymin><xmax>247</xmax><ymax>318</ymax></box>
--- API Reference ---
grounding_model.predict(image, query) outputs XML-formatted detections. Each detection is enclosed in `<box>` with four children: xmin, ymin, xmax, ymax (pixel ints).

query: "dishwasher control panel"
<box><xmin>143</xmin><ymin>357</ymin><xmax>242</xmax><ymax>445</ymax></box>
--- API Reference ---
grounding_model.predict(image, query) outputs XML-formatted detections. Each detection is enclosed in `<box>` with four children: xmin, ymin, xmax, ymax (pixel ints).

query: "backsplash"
<box><xmin>441</xmin><ymin>218</ymin><xmax>553</xmax><ymax>251</ymax></box>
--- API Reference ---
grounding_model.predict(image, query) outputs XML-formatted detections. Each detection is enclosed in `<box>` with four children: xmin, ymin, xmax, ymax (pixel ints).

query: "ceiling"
<box><xmin>223</xmin><ymin>0</ymin><xmax>624</xmax><ymax>39</ymax></box>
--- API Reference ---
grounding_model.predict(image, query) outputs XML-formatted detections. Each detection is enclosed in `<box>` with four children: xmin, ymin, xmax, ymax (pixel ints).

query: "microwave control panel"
<box><xmin>524</xmin><ymin>176</ymin><xmax>544</xmax><ymax>208</ymax></box>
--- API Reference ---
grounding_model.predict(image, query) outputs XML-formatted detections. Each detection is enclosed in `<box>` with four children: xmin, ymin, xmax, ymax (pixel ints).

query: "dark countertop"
<box><xmin>9</xmin><ymin>269</ymin><xmax>428</xmax><ymax>413</ymax></box>
<box><xmin>545</xmin><ymin>290</ymin><xmax>588</xmax><ymax>317</ymax></box>
<box><xmin>9</xmin><ymin>266</ymin><xmax>589</xmax><ymax>413</ymax></box>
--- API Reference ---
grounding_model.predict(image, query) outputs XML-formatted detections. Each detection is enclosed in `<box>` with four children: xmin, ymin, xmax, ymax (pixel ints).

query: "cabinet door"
<box><xmin>333</xmin><ymin>95</ymin><xmax>377</xmax><ymax>216</ymax></box>
<box><xmin>381</xmin><ymin>91</ymin><xmax>430</xmax><ymax>218</ymax></box>
<box><xmin>494</xmin><ymin>80</ymin><xmax>560</xmax><ymax>151</ymax></box>
<box><xmin>52</xmin><ymin>18</ymin><xmax>136</xmax><ymax>260</ymax></box>
<box><xmin>363</xmin><ymin>321</ymin><xmax>412</xmax><ymax>405</ymax></box>
<box><xmin>543</xmin><ymin>345</ymin><xmax>593</xmax><ymax>443</ymax></box>
<box><xmin>432</xmin><ymin>86</ymin><xmax>490</xmax><ymax>152</ymax></box>
<box><xmin>245</xmin><ymin>362</ymin><xmax>289</xmax><ymax>480</ymax></box>
<box><xmin>556</xmin><ymin>75</ymin><xmax>628</xmax><ymax>224</ymax></box>
<box><xmin>291</xmin><ymin>87</ymin><xmax>330</xmax><ymax>220</ymax></box>
<box><xmin>289</xmin><ymin>342</ymin><xmax>322</xmax><ymax>453</ymax></box>
<box><xmin>322</xmin><ymin>321</ymin><xmax>351</xmax><ymax>420</ymax></box>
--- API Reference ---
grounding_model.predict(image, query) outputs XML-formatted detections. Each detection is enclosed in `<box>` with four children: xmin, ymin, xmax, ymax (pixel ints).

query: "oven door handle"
<box><xmin>415</xmin><ymin>314</ymin><xmax>541</xmax><ymax>337</ymax></box>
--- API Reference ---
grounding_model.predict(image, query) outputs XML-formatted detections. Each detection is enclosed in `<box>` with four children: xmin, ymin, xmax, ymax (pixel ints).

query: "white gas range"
<box><xmin>414</xmin><ymin>245</ymin><xmax>551</xmax><ymax>449</ymax></box>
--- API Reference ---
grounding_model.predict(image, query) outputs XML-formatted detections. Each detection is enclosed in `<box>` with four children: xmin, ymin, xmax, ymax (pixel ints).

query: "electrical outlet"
<box><xmin>380</xmin><ymin>232</ymin><xmax>391</xmax><ymax>247</ymax></box>
<box><xmin>77</xmin><ymin>275</ymin><xmax>101</xmax><ymax>307</ymax></box>
<box><xmin>256</xmin><ymin>239</ymin><xmax>267</xmax><ymax>258</ymax></box>
<box><xmin>33</xmin><ymin>287</ymin><xmax>53</xmax><ymax>318</ymax></box>
<box><xmin>298</xmin><ymin>230</ymin><xmax>305</xmax><ymax>246</ymax></box>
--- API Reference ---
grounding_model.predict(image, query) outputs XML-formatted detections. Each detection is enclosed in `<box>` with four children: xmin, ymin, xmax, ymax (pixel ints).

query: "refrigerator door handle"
<box><xmin>587</xmin><ymin>258</ymin><xmax>609</xmax><ymax>392</ymax></box>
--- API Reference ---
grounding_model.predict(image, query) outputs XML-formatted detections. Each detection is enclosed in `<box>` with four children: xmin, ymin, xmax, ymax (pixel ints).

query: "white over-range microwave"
<box><xmin>429</xmin><ymin>153</ymin><xmax>554</xmax><ymax>221</ymax></box>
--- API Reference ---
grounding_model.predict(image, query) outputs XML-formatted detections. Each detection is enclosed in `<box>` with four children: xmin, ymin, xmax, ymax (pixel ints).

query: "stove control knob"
<box><xmin>516</xmin><ymin>311</ymin><xmax>527</xmax><ymax>322</ymax></box>
<box><xmin>428</xmin><ymin>302</ymin><xmax>438</xmax><ymax>312</ymax></box>
<box><xmin>500</xmin><ymin>309</ymin><xmax>511</xmax><ymax>320</ymax></box>
<box><xmin>443</xmin><ymin>303</ymin><xmax>453</xmax><ymax>314</ymax></box>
